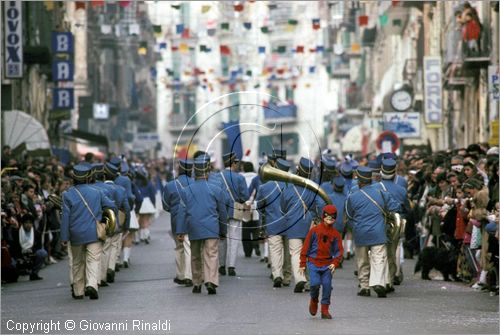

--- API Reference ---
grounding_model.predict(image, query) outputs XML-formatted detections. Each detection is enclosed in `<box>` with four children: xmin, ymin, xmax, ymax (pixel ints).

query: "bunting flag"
<box><xmin>286</xmin><ymin>24</ymin><xmax>296</xmax><ymax>32</ymax></box>
<box><xmin>220</xmin><ymin>45</ymin><xmax>231</xmax><ymax>55</ymax></box>
<box><xmin>179</xmin><ymin>43</ymin><xmax>189</xmax><ymax>53</ymax></box>
<box><xmin>316</xmin><ymin>46</ymin><xmax>324</xmax><ymax>52</ymax></box>
<box><xmin>159</xmin><ymin>42</ymin><xmax>167</xmax><ymax>50</ymax></box>
<box><xmin>309</xmin><ymin>47</ymin><xmax>316</xmax><ymax>53</ymax></box>
<box><xmin>171</xmin><ymin>4</ymin><xmax>181</xmax><ymax>10</ymax></box>
<box><xmin>201</xmin><ymin>5</ymin><xmax>211</xmax><ymax>13</ymax></box>
<box><xmin>393</xmin><ymin>19</ymin><xmax>402</xmax><ymax>26</ymax></box>
<box><xmin>171</xmin><ymin>45</ymin><xmax>179</xmax><ymax>52</ymax></box>
<box><xmin>138</xmin><ymin>41</ymin><xmax>147</xmax><ymax>55</ymax></box>
<box><xmin>207</xmin><ymin>28</ymin><xmax>216</xmax><ymax>36</ymax></box>
<box><xmin>119</xmin><ymin>1</ymin><xmax>131</xmax><ymax>7</ymax></box>
<box><xmin>246</xmin><ymin>70</ymin><xmax>252</xmax><ymax>76</ymax></box>
<box><xmin>75</xmin><ymin>1</ymin><xmax>86</xmax><ymax>10</ymax></box>
<box><xmin>91</xmin><ymin>0</ymin><xmax>104</xmax><ymax>7</ymax></box>
<box><xmin>153</xmin><ymin>25</ymin><xmax>162</xmax><ymax>37</ymax></box>
<box><xmin>312</xmin><ymin>18</ymin><xmax>320</xmax><ymax>30</ymax></box>
<box><xmin>295</xmin><ymin>45</ymin><xmax>304</xmax><ymax>53</ymax></box>
<box><xmin>392</xmin><ymin>0</ymin><xmax>400</xmax><ymax>5</ymax></box>
<box><xmin>44</xmin><ymin>1</ymin><xmax>54</xmax><ymax>11</ymax></box>
<box><xmin>221</xmin><ymin>22</ymin><xmax>230</xmax><ymax>30</ymax></box>
<box><xmin>181</xmin><ymin>28</ymin><xmax>190</xmax><ymax>38</ymax></box>
<box><xmin>358</xmin><ymin>15</ymin><xmax>368</xmax><ymax>26</ymax></box>
<box><xmin>277</xmin><ymin>46</ymin><xmax>286</xmax><ymax>53</ymax></box>
<box><xmin>379</xmin><ymin>14</ymin><xmax>388</xmax><ymax>26</ymax></box>
<box><xmin>234</xmin><ymin>3</ymin><xmax>244</xmax><ymax>12</ymax></box>
<box><xmin>243</xmin><ymin>22</ymin><xmax>252</xmax><ymax>30</ymax></box>
<box><xmin>268</xmin><ymin>4</ymin><xmax>277</xmax><ymax>10</ymax></box>
<box><xmin>277</xmin><ymin>68</ymin><xmax>285</xmax><ymax>75</ymax></box>
<box><xmin>258</xmin><ymin>46</ymin><xmax>266</xmax><ymax>54</ymax></box>
<box><xmin>200</xmin><ymin>45</ymin><xmax>208</xmax><ymax>52</ymax></box>
<box><xmin>166</xmin><ymin>69</ymin><xmax>174</xmax><ymax>76</ymax></box>
<box><xmin>261</xmin><ymin>26</ymin><xmax>269</xmax><ymax>33</ymax></box>
<box><xmin>176</xmin><ymin>24</ymin><xmax>184</xmax><ymax>34</ymax></box>
<box><xmin>351</xmin><ymin>43</ymin><xmax>361</xmax><ymax>52</ymax></box>
<box><xmin>309</xmin><ymin>66</ymin><xmax>316</xmax><ymax>73</ymax></box>
<box><xmin>288</xmin><ymin>19</ymin><xmax>298</xmax><ymax>25</ymax></box>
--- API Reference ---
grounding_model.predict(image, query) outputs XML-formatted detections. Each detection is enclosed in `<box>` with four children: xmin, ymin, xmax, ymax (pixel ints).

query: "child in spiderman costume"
<box><xmin>299</xmin><ymin>204</ymin><xmax>344</xmax><ymax>319</ymax></box>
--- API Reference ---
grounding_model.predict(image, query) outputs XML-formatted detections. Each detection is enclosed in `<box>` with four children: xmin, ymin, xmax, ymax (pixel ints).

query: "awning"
<box><xmin>63</xmin><ymin>129</ymin><xmax>109</xmax><ymax>147</ymax></box>
<box><xmin>3</xmin><ymin>110</ymin><xmax>51</xmax><ymax>152</ymax></box>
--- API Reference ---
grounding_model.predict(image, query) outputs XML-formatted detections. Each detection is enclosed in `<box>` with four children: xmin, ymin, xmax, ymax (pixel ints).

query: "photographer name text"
<box><xmin>5</xmin><ymin>319</ymin><xmax>171</xmax><ymax>334</ymax></box>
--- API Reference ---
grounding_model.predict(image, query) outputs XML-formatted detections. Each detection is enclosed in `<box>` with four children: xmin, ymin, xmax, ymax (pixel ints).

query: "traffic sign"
<box><xmin>376</xmin><ymin>130</ymin><xmax>400</xmax><ymax>153</ymax></box>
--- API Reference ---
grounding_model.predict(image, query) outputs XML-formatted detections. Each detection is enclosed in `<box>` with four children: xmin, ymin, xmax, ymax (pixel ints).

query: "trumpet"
<box><xmin>259</xmin><ymin>162</ymin><xmax>331</xmax><ymax>205</ymax></box>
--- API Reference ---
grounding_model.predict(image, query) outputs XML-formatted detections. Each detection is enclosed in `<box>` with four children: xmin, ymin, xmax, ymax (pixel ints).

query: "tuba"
<box><xmin>102</xmin><ymin>208</ymin><xmax>117</xmax><ymax>236</ymax></box>
<box><xmin>385</xmin><ymin>212</ymin><xmax>404</xmax><ymax>242</ymax></box>
<box><xmin>259</xmin><ymin>163</ymin><xmax>332</xmax><ymax>205</ymax></box>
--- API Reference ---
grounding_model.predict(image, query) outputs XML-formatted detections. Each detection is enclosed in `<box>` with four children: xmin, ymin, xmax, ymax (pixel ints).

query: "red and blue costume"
<box><xmin>300</xmin><ymin>205</ymin><xmax>343</xmax><ymax>317</ymax></box>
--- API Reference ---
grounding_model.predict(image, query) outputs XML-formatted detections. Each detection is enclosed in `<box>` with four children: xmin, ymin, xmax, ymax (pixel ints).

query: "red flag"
<box><xmin>296</xmin><ymin>45</ymin><xmax>304</xmax><ymax>53</ymax></box>
<box><xmin>220</xmin><ymin>45</ymin><xmax>231</xmax><ymax>55</ymax></box>
<box><xmin>358</xmin><ymin>15</ymin><xmax>368</xmax><ymax>26</ymax></box>
<box><xmin>234</xmin><ymin>3</ymin><xmax>244</xmax><ymax>12</ymax></box>
<box><xmin>75</xmin><ymin>1</ymin><xmax>86</xmax><ymax>10</ymax></box>
<box><xmin>91</xmin><ymin>0</ymin><xmax>104</xmax><ymax>7</ymax></box>
<box><xmin>277</xmin><ymin>68</ymin><xmax>285</xmax><ymax>75</ymax></box>
<box><xmin>181</xmin><ymin>28</ymin><xmax>190</xmax><ymax>39</ymax></box>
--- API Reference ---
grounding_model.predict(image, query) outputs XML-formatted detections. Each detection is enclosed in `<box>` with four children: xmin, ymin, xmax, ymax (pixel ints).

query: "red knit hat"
<box><xmin>322</xmin><ymin>204</ymin><xmax>337</xmax><ymax>217</ymax></box>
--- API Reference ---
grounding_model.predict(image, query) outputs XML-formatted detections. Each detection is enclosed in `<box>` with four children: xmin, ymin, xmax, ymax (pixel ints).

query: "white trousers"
<box><xmin>71</xmin><ymin>242</ymin><xmax>102</xmax><ymax>296</ymax></box>
<box><xmin>219</xmin><ymin>219</ymin><xmax>241</xmax><ymax>268</ymax></box>
<box><xmin>288</xmin><ymin>238</ymin><xmax>307</xmax><ymax>284</ymax></box>
<box><xmin>172</xmin><ymin>233</ymin><xmax>192</xmax><ymax>280</ymax></box>
<box><xmin>355</xmin><ymin>244</ymin><xmax>389</xmax><ymax>289</ymax></box>
<box><xmin>100</xmin><ymin>237</ymin><xmax>112</xmax><ymax>282</ymax></box>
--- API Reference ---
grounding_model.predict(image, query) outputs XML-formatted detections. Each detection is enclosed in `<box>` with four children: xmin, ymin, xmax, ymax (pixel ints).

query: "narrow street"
<box><xmin>2</xmin><ymin>213</ymin><xmax>498</xmax><ymax>335</ymax></box>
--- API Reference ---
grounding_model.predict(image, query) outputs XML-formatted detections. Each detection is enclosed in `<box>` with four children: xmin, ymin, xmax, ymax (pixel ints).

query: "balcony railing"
<box><xmin>169</xmin><ymin>113</ymin><xmax>197</xmax><ymax>131</ymax></box>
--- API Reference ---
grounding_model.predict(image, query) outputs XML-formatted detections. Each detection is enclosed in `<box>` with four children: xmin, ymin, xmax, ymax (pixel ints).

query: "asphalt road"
<box><xmin>1</xmin><ymin>212</ymin><xmax>498</xmax><ymax>335</ymax></box>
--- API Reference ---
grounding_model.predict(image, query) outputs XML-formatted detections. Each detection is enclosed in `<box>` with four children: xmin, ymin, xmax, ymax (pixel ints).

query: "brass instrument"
<box><xmin>259</xmin><ymin>163</ymin><xmax>332</xmax><ymax>205</ymax></box>
<box><xmin>102</xmin><ymin>208</ymin><xmax>117</xmax><ymax>236</ymax></box>
<box><xmin>47</xmin><ymin>194</ymin><xmax>62</xmax><ymax>209</ymax></box>
<box><xmin>386</xmin><ymin>212</ymin><xmax>404</xmax><ymax>242</ymax></box>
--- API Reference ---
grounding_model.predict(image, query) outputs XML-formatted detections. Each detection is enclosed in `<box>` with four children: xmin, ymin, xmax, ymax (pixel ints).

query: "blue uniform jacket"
<box><xmin>219</xmin><ymin>169</ymin><xmax>249</xmax><ymax>219</ymax></box>
<box><xmin>379</xmin><ymin>179</ymin><xmax>410</xmax><ymax>216</ymax></box>
<box><xmin>176</xmin><ymin>179</ymin><xmax>228</xmax><ymax>240</ymax></box>
<box><xmin>256</xmin><ymin>180</ymin><xmax>287</xmax><ymax>236</ymax></box>
<box><xmin>139</xmin><ymin>181</ymin><xmax>156</xmax><ymax>206</ymax></box>
<box><xmin>395</xmin><ymin>175</ymin><xmax>407</xmax><ymax>189</ymax></box>
<box><xmin>280</xmin><ymin>184</ymin><xmax>322</xmax><ymax>239</ymax></box>
<box><xmin>92</xmin><ymin>181</ymin><xmax>130</xmax><ymax>231</ymax></box>
<box><xmin>249</xmin><ymin>175</ymin><xmax>262</xmax><ymax>198</ymax></box>
<box><xmin>320</xmin><ymin>181</ymin><xmax>334</xmax><ymax>196</ymax></box>
<box><xmin>131</xmin><ymin>182</ymin><xmax>143</xmax><ymax>212</ymax></box>
<box><xmin>328</xmin><ymin>191</ymin><xmax>347</xmax><ymax>233</ymax></box>
<box><xmin>115</xmin><ymin>175</ymin><xmax>135</xmax><ymax>208</ymax></box>
<box><xmin>345</xmin><ymin>183</ymin><xmax>401</xmax><ymax>246</ymax></box>
<box><xmin>61</xmin><ymin>184</ymin><xmax>116</xmax><ymax>245</ymax></box>
<box><xmin>162</xmin><ymin>174</ymin><xmax>192</xmax><ymax>233</ymax></box>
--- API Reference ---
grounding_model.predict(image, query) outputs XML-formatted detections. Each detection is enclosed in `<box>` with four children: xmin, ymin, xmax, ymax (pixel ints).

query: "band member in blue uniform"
<box><xmin>163</xmin><ymin>159</ymin><xmax>193</xmax><ymax>287</ymax></box>
<box><xmin>61</xmin><ymin>164</ymin><xmax>116</xmax><ymax>300</ymax></box>
<box><xmin>345</xmin><ymin>166</ymin><xmax>401</xmax><ymax>298</ymax></box>
<box><xmin>379</xmin><ymin>158</ymin><xmax>410</xmax><ymax>289</ymax></box>
<box><xmin>257</xmin><ymin>158</ymin><xmax>292</xmax><ymax>287</ymax></box>
<box><xmin>280</xmin><ymin>157</ymin><xmax>322</xmax><ymax>293</ymax></box>
<box><xmin>319</xmin><ymin>158</ymin><xmax>337</xmax><ymax>196</ymax></box>
<box><xmin>218</xmin><ymin>152</ymin><xmax>249</xmax><ymax>277</ymax></box>
<box><xmin>176</xmin><ymin>156</ymin><xmax>228</xmax><ymax>295</ymax></box>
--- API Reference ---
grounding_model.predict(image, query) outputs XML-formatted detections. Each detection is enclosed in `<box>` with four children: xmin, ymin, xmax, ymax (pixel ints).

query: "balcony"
<box><xmin>169</xmin><ymin>113</ymin><xmax>197</xmax><ymax>132</ymax></box>
<box><xmin>263</xmin><ymin>102</ymin><xmax>297</xmax><ymax>124</ymax></box>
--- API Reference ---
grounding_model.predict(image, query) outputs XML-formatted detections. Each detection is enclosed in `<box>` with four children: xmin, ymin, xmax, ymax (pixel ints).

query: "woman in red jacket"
<box><xmin>299</xmin><ymin>204</ymin><xmax>343</xmax><ymax>319</ymax></box>
<box><xmin>462</xmin><ymin>12</ymin><xmax>481</xmax><ymax>56</ymax></box>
